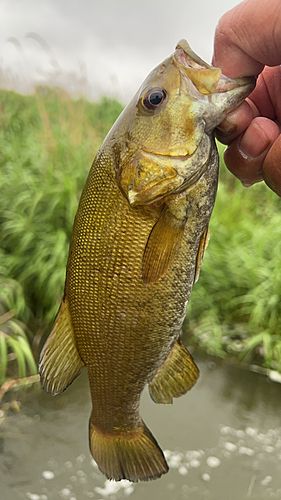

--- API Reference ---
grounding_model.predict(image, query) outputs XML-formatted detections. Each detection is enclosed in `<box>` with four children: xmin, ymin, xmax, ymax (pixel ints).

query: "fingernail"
<box><xmin>239</xmin><ymin>123</ymin><xmax>271</xmax><ymax>159</ymax></box>
<box><xmin>241</xmin><ymin>180</ymin><xmax>254</xmax><ymax>187</ymax></box>
<box><xmin>241</xmin><ymin>178</ymin><xmax>262</xmax><ymax>188</ymax></box>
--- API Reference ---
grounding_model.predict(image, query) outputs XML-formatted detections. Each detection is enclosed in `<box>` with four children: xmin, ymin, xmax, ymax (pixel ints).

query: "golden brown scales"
<box><xmin>39</xmin><ymin>40</ymin><xmax>254</xmax><ymax>482</ymax></box>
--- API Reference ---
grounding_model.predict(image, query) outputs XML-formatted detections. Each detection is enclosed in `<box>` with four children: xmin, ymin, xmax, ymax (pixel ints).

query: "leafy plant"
<box><xmin>0</xmin><ymin>275</ymin><xmax>37</xmax><ymax>384</ymax></box>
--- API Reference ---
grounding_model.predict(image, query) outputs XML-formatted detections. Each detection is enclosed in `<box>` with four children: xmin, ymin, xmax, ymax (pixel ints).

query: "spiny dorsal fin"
<box><xmin>194</xmin><ymin>225</ymin><xmax>210</xmax><ymax>284</ymax></box>
<box><xmin>142</xmin><ymin>209</ymin><xmax>185</xmax><ymax>283</ymax></box>
<box><xmin>149</xmin><ymin>339</ymin><xmax>199</xmax><ymax>404</ymax></box>
<box><xmin>39</xmin><ymin>299</ymin><xmax>84</xmax><ymax>395</ymax></box>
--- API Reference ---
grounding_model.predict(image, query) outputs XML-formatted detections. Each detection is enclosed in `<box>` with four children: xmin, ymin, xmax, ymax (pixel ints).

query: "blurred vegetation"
<box><xmin>0</xmin><ymin>88</ymin><xmax>280</xmax><ymax>384</ymax></box>
<box><xmin>186</xmin><ymin>143</ymin><xmax>281</xmax><ymax>371</ymax></box>
<box><xmin>0</xmin><ymin>88</ymin><xmax>122</xmax><ymax>383</ymax></box>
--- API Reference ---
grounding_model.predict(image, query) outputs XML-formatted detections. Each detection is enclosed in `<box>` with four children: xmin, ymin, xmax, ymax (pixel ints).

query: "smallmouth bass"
<box><xmin>40</xmin><ymin>40</ymin><xmax>254</xmax><ymax>482</ymax></box>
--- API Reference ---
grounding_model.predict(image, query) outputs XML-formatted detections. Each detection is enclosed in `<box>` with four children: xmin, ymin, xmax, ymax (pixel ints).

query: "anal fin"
<box><xmin>149</xmin><ymin>339</ymin><xmax>199</xmax><ymax>404</ymax></box>
<box><xmin>39</xmin><ymin>299</ymin><xmax>84</xmax><ymax>395</ymax></box>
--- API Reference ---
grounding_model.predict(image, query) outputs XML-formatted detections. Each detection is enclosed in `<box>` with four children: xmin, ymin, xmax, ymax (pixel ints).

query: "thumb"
<box><xmin>213</xmin><ymin>0</ymin><xmax>281</xmax><ymax>78</ymax></box>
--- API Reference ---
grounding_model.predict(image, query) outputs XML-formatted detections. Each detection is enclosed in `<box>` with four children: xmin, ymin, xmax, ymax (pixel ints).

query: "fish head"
<box><xmin>115</xmin><ymin>40</ymin><xmax>255</xmax><ymax>206</ymax></box>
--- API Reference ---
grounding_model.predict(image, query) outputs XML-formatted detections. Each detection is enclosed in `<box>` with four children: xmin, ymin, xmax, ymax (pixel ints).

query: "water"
<box><xmin>1</xmin><ymin>358</ymin><xmax>281</xmax><ymax>500</ymax></box>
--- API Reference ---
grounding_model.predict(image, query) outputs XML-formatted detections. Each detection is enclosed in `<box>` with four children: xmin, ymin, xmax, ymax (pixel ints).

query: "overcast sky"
<box><xmin>0</xmin><ymin>0</ymin><xmax>240</xmax><ymax>102</ymax></box>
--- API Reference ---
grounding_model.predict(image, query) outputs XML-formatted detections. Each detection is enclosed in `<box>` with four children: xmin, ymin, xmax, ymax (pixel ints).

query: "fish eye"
<box><xmin>142</xmin><ymin>88</ymin><xmax>167</xmax><ymax>110</ymax></box>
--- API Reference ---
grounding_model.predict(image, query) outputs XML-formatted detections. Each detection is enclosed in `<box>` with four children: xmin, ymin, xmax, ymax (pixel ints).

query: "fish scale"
<box><xmin>39</xmin><ymin>40</ymin><xmax>254</xmax><ymax>482</ymax></box>
<box><xmin>67</xmin><ymin>146</ymin><xmax>214</xmax><ymax>424</ymax></box>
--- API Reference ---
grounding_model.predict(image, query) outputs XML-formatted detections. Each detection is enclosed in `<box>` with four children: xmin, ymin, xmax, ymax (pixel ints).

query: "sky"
<box><xmin>0</xmin><ymin>0</ymin><xmax>241</xmax><ymax>103</ymax></box>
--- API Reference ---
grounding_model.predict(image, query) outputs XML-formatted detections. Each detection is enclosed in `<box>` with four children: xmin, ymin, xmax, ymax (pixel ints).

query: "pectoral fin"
<box><xmin>149</xmin><ymin>339</ymin><xmax>199</xmax><ymax>404</ymax></box>
<box><xmin>142</xmin><ymin>209</ymin><xmax>185</xmax><ymax>283</ymax></box>
<box><xmin>194</xmin><ymin>226</ymin><xmax>210</xmax><ymax>284</ymax></box>
<box><xmin>39</xmin><ymin>299</ymin><xmax>84</xmax><ymax>395</ymax></box>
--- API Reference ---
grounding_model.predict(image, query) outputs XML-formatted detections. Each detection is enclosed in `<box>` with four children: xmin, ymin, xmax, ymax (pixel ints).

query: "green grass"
<box><xmin>186</xmin><ymin>147</ymin><xmax>281</xmax><ymax>370</ymax></box>
<box><xmin>0</xmin><ymin>87</ymin><xmax>281</xmax><ymax>383</ymax></box>
<box><xmin>0</xmin><ymin>88</ymin><xmax>122</xmax><ymax>383</ymax></box>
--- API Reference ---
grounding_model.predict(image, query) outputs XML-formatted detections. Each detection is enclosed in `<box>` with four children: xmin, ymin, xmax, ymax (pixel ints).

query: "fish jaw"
<box><xmin>203</xmin><ymin>75</ymin><xmax>255</xmax><ymax>132</ymax></box>
<box><xmin>174</xmin><ymin>40</ymin><xmax>255</xmax><ymax>131</ymax></box>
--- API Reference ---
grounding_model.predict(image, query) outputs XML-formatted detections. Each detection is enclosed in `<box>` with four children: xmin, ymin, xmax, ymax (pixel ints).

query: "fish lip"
<box><xmin>174</xmin><ymin>40</ymin><xmax>256</xmax><ymax>98</ymax></box>
<box><xmin>174</xmin><ymin>40</ymin><xmax>211</xmax><ymax>70</ymax></box>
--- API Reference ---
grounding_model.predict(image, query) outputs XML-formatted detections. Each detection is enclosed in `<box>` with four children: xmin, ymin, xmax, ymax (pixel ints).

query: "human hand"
<box><xmin>213</xmin><ymin>0</ymin><xmax>281</xmax><ymax>196</ymax></box>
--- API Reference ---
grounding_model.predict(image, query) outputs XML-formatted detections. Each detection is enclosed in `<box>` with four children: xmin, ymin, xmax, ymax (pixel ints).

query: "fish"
<box><xmin>39</xmin><ymin>40</ymin><xmax>254</xmax><ymax>483</ymax></box>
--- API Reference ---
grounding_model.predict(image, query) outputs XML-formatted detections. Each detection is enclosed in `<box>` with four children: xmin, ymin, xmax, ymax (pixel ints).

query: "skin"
<box><xmin>213</xmin><ymin>0</ymin><xmax>281</xmax><ymax>196</ymax></box>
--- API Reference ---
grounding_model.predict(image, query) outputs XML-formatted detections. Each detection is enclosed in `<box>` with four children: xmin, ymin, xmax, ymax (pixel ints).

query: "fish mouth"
<box><xmin>174</xmin><ymin>39</ymin><xmax>255</xmax><ymax>96</ymax></box>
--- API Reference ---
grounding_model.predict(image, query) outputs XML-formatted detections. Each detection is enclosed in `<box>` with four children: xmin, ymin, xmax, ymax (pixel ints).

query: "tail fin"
<box><xmin>89</xmin><ymin>419</ymin><xmax>168</xmax><ymax>482</ymax></box>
